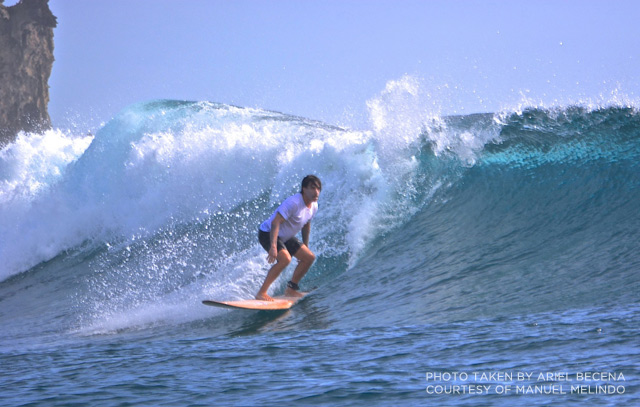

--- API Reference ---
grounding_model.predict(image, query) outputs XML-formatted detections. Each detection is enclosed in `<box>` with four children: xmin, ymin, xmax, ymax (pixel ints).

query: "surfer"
<box><xmin>256</xmin><ymin>175</ymin><xmax>321</xmax><ymax>301</ymax></box>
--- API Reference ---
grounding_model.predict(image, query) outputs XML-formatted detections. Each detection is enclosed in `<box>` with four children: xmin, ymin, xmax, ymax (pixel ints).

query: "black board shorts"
<box><xmin>258</xmin><ymin>229</ymin><xmax>303</xmax><ymax>257</ymax></box>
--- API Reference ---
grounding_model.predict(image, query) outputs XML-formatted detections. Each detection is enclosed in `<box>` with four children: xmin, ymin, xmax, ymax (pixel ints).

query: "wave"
<box><xmin>1</xmin><ymin>86</ymin><xmax>639</xmax><ymax>333</ymax></box>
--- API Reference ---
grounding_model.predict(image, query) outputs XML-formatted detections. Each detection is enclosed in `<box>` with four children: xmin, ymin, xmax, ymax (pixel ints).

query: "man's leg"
<box><xmin>285</xmin><ymin>245</ymin><xmax>316</xmax><ymax>297</ymax></box>
<box><xmin>256</xmin><ymin>249</ymin><xmax>291</xmax><ymax>301</ymax></box>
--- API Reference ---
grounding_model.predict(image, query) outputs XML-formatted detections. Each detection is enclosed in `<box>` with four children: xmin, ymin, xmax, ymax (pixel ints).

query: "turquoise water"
<box><xmin>1</xmin><ymin>100</ymin><xmax>638</xmax><ymax>405</ymax></box>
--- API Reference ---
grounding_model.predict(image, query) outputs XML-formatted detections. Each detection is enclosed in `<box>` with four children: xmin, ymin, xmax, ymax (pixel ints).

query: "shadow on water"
<box><xmin>228</xmin><ymin>309</ymin><xmax>293</xmax><ymax>336</ymax></box>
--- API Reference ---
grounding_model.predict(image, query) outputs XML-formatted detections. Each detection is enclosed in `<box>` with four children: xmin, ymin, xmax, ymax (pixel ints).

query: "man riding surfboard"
<box><xmin>256</xmin><ymin>175</ymin><xmax>321</xmax><ymax>301</ymax></box>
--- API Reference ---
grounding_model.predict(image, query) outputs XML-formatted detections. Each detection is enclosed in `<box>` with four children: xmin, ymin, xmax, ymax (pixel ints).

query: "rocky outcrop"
<box><xmin>0</xmin><ymin>0</ymin><xmax>56</xmax><ymax>146</ymax></box>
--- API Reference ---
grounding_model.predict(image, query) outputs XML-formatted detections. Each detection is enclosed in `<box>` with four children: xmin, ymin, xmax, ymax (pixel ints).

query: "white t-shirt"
<box><xmin>260</xmin><ymin>193</ymin><xmax>318</xmax><ymax>241</ymax></box>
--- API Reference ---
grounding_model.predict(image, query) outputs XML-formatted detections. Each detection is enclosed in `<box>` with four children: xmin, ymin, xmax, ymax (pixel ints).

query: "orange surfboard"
<box><xmin>202</xmin><ymin>294</ymin><xmax>307</xmax><ymax>311</ymax></box>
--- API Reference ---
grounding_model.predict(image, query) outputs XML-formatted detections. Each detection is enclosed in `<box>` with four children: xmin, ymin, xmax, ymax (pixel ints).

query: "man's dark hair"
<box><xmin>301</xmin><ymin>175</ymin><xmax>322</xmax><ymax>193</ymax></box>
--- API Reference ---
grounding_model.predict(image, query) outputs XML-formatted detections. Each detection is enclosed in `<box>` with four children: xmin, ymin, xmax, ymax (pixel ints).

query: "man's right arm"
<box><xmin>267</xmin><ymin>212</ymin><xmax>286</xmax><ymax>263</ymax></box>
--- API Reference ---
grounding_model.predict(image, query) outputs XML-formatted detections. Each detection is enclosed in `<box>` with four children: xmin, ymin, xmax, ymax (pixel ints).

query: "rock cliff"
<box><xmin>0</xmin><ymin>0</ymin><xmax>56</xmax><ymax>146</ymax></box>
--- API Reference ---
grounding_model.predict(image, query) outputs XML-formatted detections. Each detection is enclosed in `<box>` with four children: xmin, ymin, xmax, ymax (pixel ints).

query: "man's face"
<box><xmin>302</xmin><ymin>183</ymin><xmax>321</xmax><ymax>203</ymax></box>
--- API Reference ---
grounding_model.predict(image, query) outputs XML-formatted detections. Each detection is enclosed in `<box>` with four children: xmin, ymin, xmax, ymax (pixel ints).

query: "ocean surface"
<box><xmin>1</xmin><ymin>91</ymin><xmax>639</xmax><ymax>405</ymax></box>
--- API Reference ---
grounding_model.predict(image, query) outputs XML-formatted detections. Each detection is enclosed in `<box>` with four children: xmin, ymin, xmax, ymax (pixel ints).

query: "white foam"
<box><xmin>0</xmin><ymin>129</ymin><xmax>92</xmax><ymax>205</ymax></box>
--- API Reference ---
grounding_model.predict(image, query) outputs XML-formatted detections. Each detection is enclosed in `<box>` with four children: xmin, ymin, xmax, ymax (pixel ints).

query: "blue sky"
<box><xmin>31</xmin><ymin>0</ymin><xmax>640</xmax><ymax>130</ymax></box>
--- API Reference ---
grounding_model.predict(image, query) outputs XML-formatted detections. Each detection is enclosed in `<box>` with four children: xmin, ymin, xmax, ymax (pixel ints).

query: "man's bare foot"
<box><xmin>284</xmin><ymin>287</ymin><xmax>305</xmax><ymax>298</ymax></box>
<box><xmin>255</xmin><ymin>292</ymin><xmax>274</xmax><ymax>301</ymax></box>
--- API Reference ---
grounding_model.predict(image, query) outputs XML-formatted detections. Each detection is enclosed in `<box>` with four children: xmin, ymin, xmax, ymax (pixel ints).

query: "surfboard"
<box><xmin>202</xmin><ymin>294</ymin><xmax>307</xmax><ymax>311</ymax></box>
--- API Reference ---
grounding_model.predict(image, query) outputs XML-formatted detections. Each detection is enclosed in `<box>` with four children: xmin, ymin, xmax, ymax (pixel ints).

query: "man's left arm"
<box><xmin>301</xmin><ymin>221</ymin><xmax>311</xmax><ymax>247</ymax></box>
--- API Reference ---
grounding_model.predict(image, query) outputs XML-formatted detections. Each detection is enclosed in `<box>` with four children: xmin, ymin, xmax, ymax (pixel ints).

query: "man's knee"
<box><xmin>298</xmin><ymin>248</ymin><xmax>315</xmax><ymax>265</ymax></box>
<box><xmin>277</xmin><ymin>250</ymin><xmax>292</xmax><ymax>266</ymax></box>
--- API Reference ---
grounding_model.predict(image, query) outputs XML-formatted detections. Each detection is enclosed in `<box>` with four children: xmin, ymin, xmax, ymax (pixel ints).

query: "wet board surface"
<box><xmin>202</xmin><ymin>294</ymin><xmax>307</xmax><ymax>311</ymax></box>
